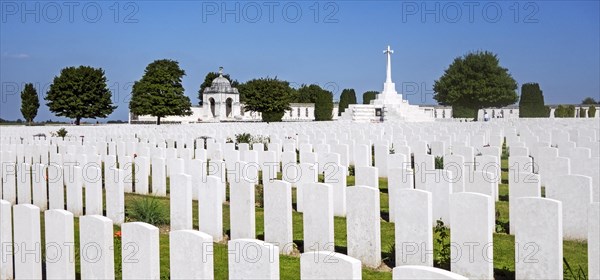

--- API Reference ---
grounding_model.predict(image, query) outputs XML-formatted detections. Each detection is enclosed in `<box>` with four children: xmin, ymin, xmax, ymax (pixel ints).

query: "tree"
<box><xmin>314</xmin><ymin>89</ymin><xmax>334</xmax><ymax>121</ymax></box>
<box><xmin>238</xmin><ymin>78</ymin><xmax>294</xmax><ymax>122</ymax></box>
<box><xmin>20</xmin><ymin>83</ymin><xmax>40</xmax><ymax>124</ymax></box>
<box><xmin>554</xmin><ymin>105</ymin><xmax>575</xmax><ymax>118</ymax></box>
<box><xmin>588</xmin><ymin>105</ymin><xmax>597</xmax><ymax>118</ymax></box>
<box><xmin>293</xmin><ymin>84</ymin><xmax>334</xmax><ymax>121</ymax></box>
<box><xmin>363</xmin><ymin>91</ymin><xmax>378</xmax><ymax>104</ymax></box>
<box><xmin>45</xmin><ymin>66</ymin><xmax>116</xmax><ymax>125</ymax></box>
<box><xmin>338</xmin><ymin>88</ymin><xmax>357</xmax><ymax>116</ymax></box>
<box><xmin>582</xmin><ymin>97</ymin><xmax>598</xmax><ymax>105</ymax></box>
<box><xmin>433</xmin><ymin>51</ymin><xmax>518</xmax><ymax>120</ymax></box>
<box><xmin>129</xmin><ymin>59</ymin><xmax>192</xmax><ymax>125</ymax></box>
<box><xmin>519</xmin><ymin>83</ymin><xmax>549</xmax><ymax>118</ymax></box>
<box><xmin>198</xmin><ymin>71</ymin><xmax>239</xmax><ymax>105</ymax></box>
<box><xmin>294</xmin><ymin>84</ymin><xmax>320</xmax><ymax>103</ymax></box>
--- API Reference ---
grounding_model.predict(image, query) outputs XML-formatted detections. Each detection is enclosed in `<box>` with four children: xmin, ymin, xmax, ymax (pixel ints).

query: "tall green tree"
<box><xmin>294</xmin><ymin>84</ymin><xmax>334</xmax><ymax>121</ymax></box>
<box><xmin>20</xmin><ymin>83</ymin><xmax>40</xmax><ymax>124</ymax></box>
<box><xmin>363</xmin><ymin>91</ymin><xmax>378</xmax><ymax>104</ymax></box>
<box><xmin>294</xmin><ymin>84</ymin><xmax>320</xmax><ymax>103</ymax></box>
<box><xmin>582</xmin><ymin>97</ymin><xmax>598</xmax><ymax>105</ymax></box>
<box><xmin>238</xmin><ymin>78</ymin><xmax>294</xmax><ymax>122</ymax></box>
<box><xmin>314</xmin><ymin>89</ymin><xmax>334</xmax><ymax>121</ymax></box>
<box><xmin>338</xmin><ymin>88</ymin><xmax>356</xmax><ymax>116</ymax></box>
<box><xmin>588</xmin><ymin>105</ymin><xmax>597</xmax><ymax>118</ymax></box>
<box><xmin>433</xmin><ymin>51</ymin><xmax>518</xmax><ymax>120</ymax></box>
<box><xmin>129</xmin><ymin>59</ymin><xmax>192</xmax><ymax>125</ymax></box>
<box><xmin>46</xmin><ymin>66</ymin><xmax>116</xmax><ymax>125</ymax></box>
<box><xmin>519</xmin><ymin>83</ymin><xmax>549</xmax><ymax>118</ymax></box>
<box><xmin>197</xmin><ymin>71</ymin><xmax>239</xmax><ymax>105</ymax></box>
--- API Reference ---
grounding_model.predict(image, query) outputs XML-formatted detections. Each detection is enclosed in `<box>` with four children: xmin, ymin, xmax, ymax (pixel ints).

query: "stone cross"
<box><xmin>383</xmin><ymin>45</ymin><xmax>394</xmax><ymax>84</ymax></box>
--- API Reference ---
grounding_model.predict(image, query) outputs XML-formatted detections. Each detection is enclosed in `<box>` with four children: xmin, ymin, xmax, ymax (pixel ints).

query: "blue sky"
<box><xmin>1</xmin><ymin>1</ymin><xmax>599</xmax><ymax>121</ymax></box>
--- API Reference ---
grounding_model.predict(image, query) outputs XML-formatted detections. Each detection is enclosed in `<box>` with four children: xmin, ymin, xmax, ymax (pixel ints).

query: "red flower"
<box><xmin>114</xmin><ymin>231</ymin><xmax>122</xmax><ymax>238</ymax></box>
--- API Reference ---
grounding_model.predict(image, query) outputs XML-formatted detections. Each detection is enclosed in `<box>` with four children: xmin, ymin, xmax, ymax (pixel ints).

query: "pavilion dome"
<box><xmin>204</xmin><ymin>74</ymin><xmax>239</xmax><ymax>94</ymax></box>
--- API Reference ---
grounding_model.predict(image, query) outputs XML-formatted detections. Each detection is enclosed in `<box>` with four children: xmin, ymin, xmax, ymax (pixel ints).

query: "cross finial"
<box><xmin>384</xmin><ymin>45</ymin><xmax>394</xmax><ymax>55</ymax></box>
<box><xmin>218</xmin><ymin>67</ymin><xmax>223</xmax><ymax>75</ymax></box>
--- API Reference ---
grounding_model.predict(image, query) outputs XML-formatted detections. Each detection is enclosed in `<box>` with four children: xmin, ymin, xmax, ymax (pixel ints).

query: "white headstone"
<box><xmin>0</xmin><ymin>200</ymin><xmax>13</xmax><ymax>279</ymax></box>
<box><xmin>122</xmin><ymin>222</ymin><xmax>160</xmax><ymax>279</ymax></box>
<box><xmin>228</xmin><ymin>239</ymin><xmax>279</xmax><ymax>279</ymax></box>
<box><xmin>303</xmin><ymin>183</ymin><xmax>334</xmax><ymax>252</ymax></box>
<box><xmin>198</xmin><ymin>175</ymin><xmax>223</xmax><ymax>242</ymax></box>
<box><xmin>16</xmin><ymin>162</ymin><xmax>32</xmax><ymax>204</ymax></box>
<box><xmin>134</xmin><ymin>156</ymin><xmax>150</xmax><ymax>194</ymax></box>
<box><xmin>44</xmin><ymin>209</ymin><xmax>75</xmax><ymax>279</ymax></box>
<box><xmin>1</xmin><ymin>163</ymin><xmax>17</xmax><ymax>204</ymax></box>
<box><xmin>346</xmin><ymin>185</ymin><xmax>381</xmax><ymax>268</ymax></box>
<box><xmin>169</xmin><ymin>230</ymin><xmax>214</xmax><ymax>279</ymax></box>
<box><xmin>508</xmin><ymin>172</ymin><xmax>540</xmax><ymax>234</ymax></box>
<box><xmin>79</xmin><ymin>215</ymin><xmax>114</xmax><ymax>279</ymax></box>
<box><xmin>13</xmin><ymin>204</ymin><xmax>42</xmax><ymax>279</ymax></box>
<box><xmin>300</xmin><ymin>251</ymin><xmax>362</xmax><ymax>279</ymax></box>
<box><xmin>546</xmin><ymin>174</ymin><xmax>593</xmax><ymax>240</ymax></box>
<box><xmin>83</xmin><ymin>165</ymin><xmax>103</xmax><ymax>215</ymax></box>
<box><xmin>395</xmin><ymin>189</ymin><xmax>433</xmax><ymax>267</ymax></box>
<box><xmin>66</xmin><ymin>166</ymin><xmax>83</xmax><ymax>216</ymax></box>
<box><xmin>393</xmin><ymin>266</ymin><xmax>468</xmax><ymax>279</ymax></box>
<box><xmin>170</xmin><ymin>174</ymin><xmax>192</xmax><ymax>230</ymax></box>
<box><xmin>105</xmin><ymin>169</ymin><xmax>125</xmax><ymax>225</ymax></box>
<box><xmin>31</xmin><ymin>163</ymin><xmax>47</xmax><ymax>211</ymax></box>
<box><xmin>450</xmin><ymin>192</ymin><xmax>494</xmax><ymax>279</ymax></box>
<box><xmin>514</xmin><ymin>197</ymin><xmax>563</xmax><ymax>279</ymax></box>
<box><xmin>151</xmin><ymin>157</ymin><xmax>167</xmax><ymax>196</ymax></box>
<box><xmin>264</xmin><ymin>180</ymin><xmax>293</xmax><ymax>254</ymax></box>
<box><xmin>230</xmin><ymin>180</ymin><xmax>256</xmax><ymax>240</ymax></box>
<box><xmin>324</xmin><ymin>163</ymin><xmax>347</xmax><ymax>216</ymax></box>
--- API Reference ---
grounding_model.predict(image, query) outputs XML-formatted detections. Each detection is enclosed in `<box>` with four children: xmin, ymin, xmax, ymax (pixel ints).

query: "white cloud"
<box><xmin>2</xmin><ymin>52</ymin><xmax>30</xmax><ymax>59</ymax></box>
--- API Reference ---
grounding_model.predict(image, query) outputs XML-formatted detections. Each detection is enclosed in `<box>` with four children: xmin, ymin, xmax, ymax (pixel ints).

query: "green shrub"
<box><xmin>362</xmin><ymin>91</ymin><xmax>378</xmax><ymax>104</ymax></box>
<box><xmin>589</xmin><ymin>106</ymin><xmax>597</xmax><ymax>118</ymax></box>
<box><xmin>314</xmin><ymin>90</ymin><xmax>333</xmax><ymax>121</ymax></box>
<box><xmin>348</xmin><ymin>165</ymin><xmax>355</xmax><ymax>176</ymax></box>
<box><xmin>262</xmin><ymin>110</ymin><xmax>284</xmax><ymax>122</ymax></box>
<box><xmin>451</xmin><ymin>104</ymin><xmax>477</xmax><ymax>119</ymax></box>
<box><xmin>519</xmin><ymin>83</ymin><xmax>549</xmax><ymax>118</ymax></box>
<box><xmin>127</xmin><ymin>197</ymin><xmax>169</xmax><ymax>225</ymax></box>
<box><xmin>579</xmin><ymin>108</ymin><xmax>587</xmax><ymax>118</ymax></box>
<box><xmin>434</xmin><ymin>219</ymin><xmax>451</xmax><ymax>270</ymax></box>
<box><xmin>435</xmin><ymin>156</ymin><xmax>444</xmax><ymax>169</ymax></box>
<box><xmin>235</xmin><ymin>133</ymin><xmax>252</xmax><ymax>144</ymax></box>
<box><xmin>53</xmin><ymin>127</ymin><xmax>68</xmax><ymax>139</ymax></box>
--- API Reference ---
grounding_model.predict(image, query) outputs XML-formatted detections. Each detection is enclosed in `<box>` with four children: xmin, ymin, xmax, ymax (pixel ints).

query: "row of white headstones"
<box><xmin>0</xmin><ymin>119</ymin><xmax>598</xmax><ymax>279</ymax></box>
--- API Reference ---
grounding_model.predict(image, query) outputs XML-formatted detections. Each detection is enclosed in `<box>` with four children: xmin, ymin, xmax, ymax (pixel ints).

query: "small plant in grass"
<box><xmin>255</xmin><ymin>184</ymin><xmax>264</xmax><ymax>208</ymax></box>
<box><xmin>564</xmin><ymin>257</ymin><xmax>588</xmax><ymax>280</ymax></box>
<box><xmin>495</xmin><ymin>210</ymin><xmax>509</xmax><ymax>234</ymax></box>
<box><xmin>434</xmin><ymin>219</ymin><xmax>451</xmax><ymax>270</ymax></box>
<box><xmin>382</xmin><ymin>242</ymin><xmax>396</xmax><ymax>267</ymax></box>
<box><xmin>348</xmin><ymin>165</ymin><xmax>355</xmax><ymax>176</ymax></box>
<box><xmin>127</xmin><ymin>197</ymin><xmax>169</xmax><ymax>225</ymax></box>
<box><xmin>434</xmin><ymin>156</ymin><xmax>444</xmax><ymax>169</ymax></box>
<box><xmin>50</xmin><ymin>127</ymin><xmax>68</xmax><ymax>139</ymax></box>
<box><xmin>114</xmin><ymin>231</ymin><xmax>122</xmax><ymax>275</ymax></box>
<box><xmin>235</xmin><ymin>133</ymin><xmax>252</xmax><ymax>144</ymax></box>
